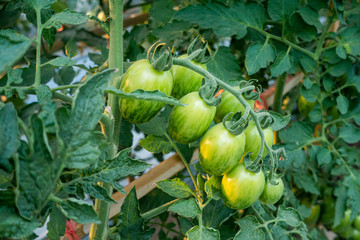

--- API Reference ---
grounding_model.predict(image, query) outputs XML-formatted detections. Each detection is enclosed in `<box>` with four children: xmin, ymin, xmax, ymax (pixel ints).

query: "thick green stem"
<box><xmin>141</xmin><ymin>199</ymin><xmax>179</xmax><ymax>220</ymax></box>
<box><xmin>90</xmin><ymin>1</ymin><xmax>123</xmax><ymax>239</ymax></box>
<box><xmin>34</xmin><ymin>8</ymin><xmax>42</xmax><ymax>87</ymax></box>
<box><xmin>273</xmin><ymin>73</ymin><xmax>286</xmax><ymax>114</ymax></box>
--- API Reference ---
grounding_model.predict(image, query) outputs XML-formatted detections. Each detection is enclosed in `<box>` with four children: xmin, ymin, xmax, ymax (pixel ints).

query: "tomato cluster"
<box><xmin>119</xmin><ymin>58</ymin><xmax>283</xmax><ymax>210</ymax></box>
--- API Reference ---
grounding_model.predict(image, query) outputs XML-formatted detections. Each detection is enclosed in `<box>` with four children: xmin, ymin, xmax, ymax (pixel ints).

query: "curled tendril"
<box><xmin>222</xmin><ymin>111</ymin><xmax>249</xmax><ymax>135</ymax></box>
<box><xmin>187</xmin><ymin>37</ymin><xmax>217</xmax><ymax>64</ymax></box>
<box><xmin>268</xmin><ymin>148</ymin><xmax>287</xmax><ymax>185</ymax></box>
<box><xmin>238</xmin><ymin>79</ymin><xmax>262</xmax><ymax>100</ymax></box>
<box><xmin>257</xmin><ymin>110</ymin><xmax>275</xmax><ymax>129</ymax></box>
<box><xmin>147</xmin><ymin>41</ymin><xmax>173</xmax><ymax>71</ymax></box>
<box><xmin>243</xmin><ymin>153</ymin><xmax>262</xmax><ymax>173</ymax></box>
<box><xmin>199</xmin><ymin>78</ymin><xmax>222</xmax><ymax>106</ymax></box>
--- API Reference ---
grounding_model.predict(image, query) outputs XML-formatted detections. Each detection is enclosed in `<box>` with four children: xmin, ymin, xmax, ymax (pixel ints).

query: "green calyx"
<box><xmin>239</xmin><ymin>79</ymin><xmax>262</xmax><ymax>101</ymax></box>
<box><xmin>187</xmin><ymin>37</ymin><xmax>216</xmax><ymax>64</ymax></box>
<box><xmin>222</xmin><ymin>111</ymin><xmax>249</xmax><ymax>136</ymax></box>
<box><xmin>258</xmin><ymin>110</ymin><xmax>275</xmax><ymax>129</ymax></box>
<box><xmin>198</xmin><ymin>78</ymin><xmax>222</xmax><ymax>106</ymax></box>
<box><xmin>147</xmin><ymin>42</ymin><xmax>173</xmax><ymax>72</ymax></box>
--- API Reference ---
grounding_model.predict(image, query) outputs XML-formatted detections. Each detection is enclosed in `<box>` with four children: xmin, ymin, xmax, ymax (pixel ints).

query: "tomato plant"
<box><xmin>1</xmin><ymin>0</ymin><xmax>360</xmax><ymax>240</ymax></box>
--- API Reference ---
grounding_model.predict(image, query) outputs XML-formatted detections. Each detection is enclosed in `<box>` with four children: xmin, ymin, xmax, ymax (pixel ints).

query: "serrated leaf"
<box><xmin>0</xmin><ymin>103</ymin><xmax>20</xmax><ymax>171</ymax></box>
<box><xmin>268</xmin><ymin>111</ymin><xmax>290</xmax><ymax>131</ymax></box>
<box><xmin>0</xmin><ymin>29</ymin><xmax>33</xmax><ymax>73</ymax></box>
<box><xmin>83</xmin><ymin>183</ymin><xmax>116</xmax><ymax>203</ymax></box>
<box><xmin>117</xmin><ymin>187</ymin><xmax>155</xmax><ymax>240</ymax></box>
<box><xmin>137</xmin><ymin>105</ymin><xmax>171</xmax><ymax>136</ymax></box>
<box><xmin>277</xmin><ymin>206</ymin><xmax>303</xmax><ymax>227</ymax></box>
<box><xmin>298</xmin><ymin>7</ymin><xmax>322</xmax><ymax>29</ymax></box>
<box><xmin>293</xmin><ymin>174</ymin><xmax>320</xmax><ymax>195</ymax></box>
<box><xmin>43</xmin><ymin>9</ymin><xmax>88</xmax><ymax>29</ymax></box>
<box><xmin>175</xmin><ymin>2</ymin><xmax>266</xmax><ymax>39</ymax></box>
<box><xmin>45</xmin><ymin>57</ymin><xmax>77</xmax><ymax>67</ymax></box>
<box><xmin>156</xmin><ymin>178</ymin><xmax>194</xmax><ymax>199</ymax></box>
<box><xmin>58</xmin><ymin>198</ymin><xmax>100</xmax><ymax>224</ymax></box>
<box><xmin>339</xmin><ymin>125</ymin><xmax>360</xmax><ymax>144</ymax></box>
<box><xmin>179</xmin><ymin>216</ymin><xmax>194</xmax><ymax>235</ymax></box>
<box><xmin>268</xmin><ymin>0</ymin><xmax>298</xmax><ymax>21</ymax></box>
<box><xmin>204</xmin><ymin>176</ymin><xmax>221</xmax><ymax>200</ymax></box>
<box><xmin>36</xmin><ymin>85</ymin><xmax>52</xmax><ymax>105</ymax></box>
<box><xmin>279</xmin><ymin>122</ymin><xmax>313</xmax><ymax>147</ymax></box>
<box><xmin>56</xmin><ymin>70</ymin><xmax>115</xmax><ymax>169</ymax></box>
<box><xmin>336</xmin><ymin>95</ymin><xmax>349</xmax><ymax>115</ymax></box>
<box><xmin>203</xmin><ymin>199</ymin><xmax>236</xmax><ymax>229</ymax></box>
<box><xmin>234</xmin><ymin>216</ymin><xmax>265</xmax><ymax>240</ymax></box>
<box><xmin>7</xmin><ymin>68</ymin><xmax>23</xmax><ymax>85</ymax></box>
<box><xmin>152</xmin><ymin>21</ymin><xmax>192</xmax><ymax>42</ymax></box>
<box><xmin>169</xmin><ymin>198</ymin><xmax>201</xmax><ymax>218</ymax></box>
<box><xmin>245</xmin><ymin>41</ymin><xmax>275</xmax><ymax>75</ymax></box>
<box><xmin>333</xmin><ymin>185</ymin><xmax>347</xmax><ymax>227</ymax></box>
<box><xmin>106</xmin><ymin>87</ymin><xmax>184</xmax><ymax>106</ymax></box>
<box><xmin>139</xmin><ymin>135</ymin><xmax>173</xmax><ymax>154</ymax></box>
<box><xmin>186</xmin><ymin>226</ymin><xmax>220</xmax><ymax>240</ymax></box>
<box><xmin>65</xmin><ymin>39</ymin><xmax>77</xmax><ymax>58</ymax></box>
<box><xmin>207</xmin><ymin>46</ymin><xmax>243</xmax><ymax>86</ymax></box>
<box><xmin>338</xmin><ymin>27</ymin><xmax>360</xmax><ymax>57</ymax></box>
<box><xmin>336</xmin><ymin>45</ymin><xmax>347</xmax><ymax>59</ymax></box>
<box><xmin>300</xmin><ymin>84</ymin><xmax>320</xmax><ymax>103</ymax></box>
<box><xmin>345</xmin><ymin>176</ymin><xmax>360</xmax><ymax>220</ymax></box>
<box><xmin>317</xmin><ymin>147</ymin><xmax>332</xmax><ymax>165</ymax></box>
<box><xmin>54</xmin><ymin>66</ymin><xmax>76</xmax><ymax>85</ymax></box>
<box><xmin>270</xmin><ymin>51</ymin><xmax>292</xmax><ymax>77</ymax></box>
<box><xmin>328</xmin><ymin>59</ymin><xmax>352</xmax><ymax>77</ymax></box>
<box><xmin>42</xmin><ymin>27</ymin><xmax>56</xmax><ymax>50</ymax></box>
<box><xmin>47</xmin><ymin>206</ymin><xmax>66</xmax><ymax>240</ymax></box>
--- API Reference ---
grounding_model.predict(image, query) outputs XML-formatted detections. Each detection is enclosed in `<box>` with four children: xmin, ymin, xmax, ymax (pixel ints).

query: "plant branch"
<box><xmin>34</xmin><ymin>8</ymin><xmax>42</xmax><ymax>87</ymax></box>
<box><xmin>273</xmin><ymin>73</ymin><xmax>286</xmax><ymax>114</ymax></box>
<box><xmin>251</xmin><ymin>206</ymin><xmax>274</xmax><ymax>240</ymax></box>
<box><xmin>141</xmin><ymin>199</ymin><xmax>179</xmax><ymax>220</ymax></box>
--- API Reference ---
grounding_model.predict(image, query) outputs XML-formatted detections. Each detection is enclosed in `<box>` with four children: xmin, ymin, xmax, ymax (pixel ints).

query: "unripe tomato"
<box><xmin>221</xmin><ymin>164</ymin><xmax>265</xmax><ymax>210</ymax></box>
<box><xmin>199</xmin><ymin>123</ymin><xmax>246</xmax><ymax>176</ymax></box>
<box><xmin>354</xmin><ymin>215</ymin><xmax>360</xmax><ymax>231</ymax></box>
<box><xmin>171</xmin><ymin>55</ymin><xmax>206</xmax><ymax>99</ymax></box>
<box><xmin>244</xmin><ymin>121</ymin><xmax>273</xmax><ymax>161</ymax></box>
<box><xmin>168</xmin><ymin>92</ymin><xmax>216</xmax><ymax>144</ymax></box>
<box><xmin>214</xmin><ymin>87</ymin><xmax>255</xmax><ymax>123</ymax></box>
<box><xmin>298</xmin><ymin>95</ymin><xmax>316</xmax><ymax>117</ymax></box>
<box><xmin>305</xmin><ymin>205</ymin><xmax>321</xmax><ymax>226</ymax></box>
<box><xmin>333</xmin><ymin>209</ymin><xmax>352</xmax><ymax>233</ymax></box>
<box><xmin>259</xmin><ymin>178</ymin><xmax>284</xmax><ymax>205</ymax></box>
<box><xmin>340</xmin><ymin>226</ymin><xmax>354</xmax><ymax>239</ymax></box>
<box><xmin>320</xmin><ymin>193</ymin><xmax>335</xmax><ymax>226</ymax></box>
<box><xmin>120</xmin><ymin>59</ymin><xmax>173</xmax><ymax>124</ymax></box>
<box><xmin>354</xmin><ymin>229</ymin><xmax>360</xmax><ymax>240</ymax></box>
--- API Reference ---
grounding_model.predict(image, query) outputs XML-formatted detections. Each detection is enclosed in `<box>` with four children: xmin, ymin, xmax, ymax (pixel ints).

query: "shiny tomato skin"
<box><xmin>168</xmin><ymin>92</ymin><xmax>216</xmax><ymax>144</ymax></box>
<box><xmin>353</xmin><ymin>229</ymin><xmax>360</xmax><ymax>240</ymax></box>
<box><xmin>171</xmin><ymin>55</ymin><xmax>206</xmax><ymax>99</ymax></box>
<box><xmin>120</xmin><ymin>59</ymin><xmax>173</xmax><ymax>124</ymax></box>
<box><xmin>221</xmin><ymin>163</ymin><xmax>265</xmax><ymax>210</ymax></box>
<box><xmin>259</xmin><ymin>178</ymin><xmax>284</xmax><ymax>205</ymax></box>
<box><xmin>354</xmin><ymin>215</ymin><xmax>360</xmax><ymax>231</ymax></box>
<box><xmin>199</xmin><ymin>123</ymin><xmax>246</xmax><ymax>176</ymax></box>
<box><xmin>214</xmin><ymin>87</ymin><xmax>255</xmax><ymax>123</ymax></box>
<box><xmin>333</xmin><ymin>209</ymin><xmax>352</xmax><ymax>233</ymax></box>
<box><xmin>244</xmin><ymin>121</ymin><xmax>273</xmax><ymax>161</ymax></box>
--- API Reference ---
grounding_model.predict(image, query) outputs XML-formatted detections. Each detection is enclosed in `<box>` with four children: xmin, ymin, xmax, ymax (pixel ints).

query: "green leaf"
<box><xmin>0</xmin><ymin>206</ymin><xmax>39</xmax><ymax>239</ymax></box>
<box><xmin>7</xmin><ymin>68</ymin><xmax>23</xmax><ymax>85</ymax></box>
<box><xmin>300</xmin><ymin>84</ymin><xmax>320</xmax><ymax>103</ymax></box>
<box><xmin>83</xmin><ymin>183</ymin><xmax>116</xmax><ymax>203</ymax></box>
<box><xmin>328</xmin><ymin>59</ymin><xmax>352</xmax><ymax>77</ymax></box>
<box><xmin>336</xmin><ymin>95</ymin><xmax>349</xmax><ymax>115</ymax></box>
<box><xmin>207</xmin><ymin>46</ymin><xmax>243</xmax><ymax>86</ymax></box>
<box><xmin>270</xmin><ymin>51</ymin><xmax>292</xmax><ymax>77</ymax></box>
<box><xmin>84</xmin><ymin>148</ymin><xmax>150</xmax><ymax>193</ymax></box>
<box><xmin>0</xmin><ymin>30</ymin><xmax>33</xmax><ymax>73</ymax></box>
<box><xmin>65</xmin><ymin>39</ymin><xmax>78</xmax><ymax>58</ymax></box>
<box><xmin>345</xmin><ymin>176</ymin><xmax>360</xmax><ymax>220</ymax></box>
<box><xmin>169</xmin><ymin>198</ymin><xmax>201</xmax><ymax>218</ymax></box>
<box><xmin>202</xmin><ymin>199</ymin><xmax>236</xmax><ymax>228</ymax></box>
<box><xmin>137</xmin><ymin>105</ymin><xmax>171</xmax><ymax>136</ymax></box>
<box><xmin>106</xmin><ymin>87</ymin><xmax>184</xmax><ymax>106</ymax></box>
<box><xmin>156</xmin><ymin>178</ymin><xmax>194</xmax><ymax>199</ymax></box>
<box><xmin>179</xmin><ymin>216</ymin><xmax>194</xmax><ymax>235</ymax></box>
<box><xmin>303</xmin><ymin>77</ymin><xmax>313</xmax><ymax>89</ymax></box>
<box><xmin>268</xmin><ymin>111</ymin><xmax>291</xmax><ymax>131</ymax></box>
<box><xmin>43</xmin><ymin>9</ymin><xmax>88</xmax><ymax>29</ymax></box>
<box><xmin>339</xmin><ymin>125</ymin><xmax>360</xmax><ymax>144</ymax></box>
<box><xmin>36</xmin><ymin>85</ymin><xmax>52</xmax><ymax>105</ymax></box>
<box><xmin>118</xmin><ymin>118</ymin><xmax>133</xmax><ymax>150</ymax></box>
<box><xmin>54</xmin><ymin>66</ymin><xmax>76</xmax><ymax>85</ymax></box>
<box><xmin>149</xmin><ymin>0</ymin><xmax>175</xmax><ymax>24</ymax></box>
<box><xmin>336</xmin><ymin>45</ymin><xmax>347</xmax><ymax>59</ymax></box>
<box><xmin>317</xmin><ymin>147</ymin><xmax>332</xmax><ymax>165</ymax></box>
<box><xmin>204</xmin><ymin>176</ymin><xmax>221</xmax><ymax>200</ymax></box>
<box><xmin>298</xmin><ymin>7</ymin><xmax>322</xmax><ymax>29</ymax></box>
<box><xmin>16</xmin><ymin>116</ymin><xmax>56</xmax><ymax>220</ymax></box>
<box><xmin>56</xmin><ymin>69</ymin><xmax>115</xmax><ymax>169</ymax></box>
<box><xmin>47</xmin><ymin>206</ymin><xmax>66</xmax><ymax>240</ymax></box>
<box><xmin>293</xmin><ymin>173</ymin><xmax>320</xmax><ymax>195</ymax></box>
<box><xmin>186</xmin><ymin>226</ymin><xmax>220</xmax><ymax>240</ymax></box>
<box><xmin>333</xmin><ymin>185</ymin><xmax>347</xmax><ymax>227</ymax></box>
<box><xmin>152</xmin><ymin>21</ymin><xmax>193</xmax><ymax>42</ymax></box>
<box><xmin>42</xmin><ymin>27</ymin><xmax>56</xmax><ymax>50</ymax></box>
<box><xmin>45</xmin><ymin>57</ymin><xmax>77</xmax><ymax>67</ymax></box>
<box><xmin>23</xmin><ymin>0</ymin><xmax>56</xmax><ymax>10</ymax></box>
<box><xmin>338</xmin><ymin>27</ymin><xmax>360</xmax><ymax>57</ymax></box>
<box><xmin>277</xmin><ymin>206</ymin><xmax>303</xmax><ymax>227</ymax></box>
<box><xmin>245</xmin><ymin>41</ymin><xmax>275</xmax><ymax>75</ymax></box>
<box><xmin>234</xmin><ymin>216</ymin><xmax>265</xmax><ymax>240</ymax></box>
<box><xmin>309</xmin><ymin>105</ymin><xmax>322</xmax><ymax>123</ymax></box>
<box><xmin>0</xmin><ymin>103</ymin><xmax>20</xmax><ymax>171</ymax></box>
<box><xmin>175</xmin><ymin>2</ymin><xmax>266</xmax><ymax>39</ymax></box>
<box><xmin>58</xmin><ymin>198</ymin><xmax>100</xmax><ymax>224</ymax></box>
<box><xmin>268</xmin><ymin>0</ymin><xmax>298</xmax><ymax>21</ymax></box>
<box><xmin>117</xmin><ymin>187</ymin><xmax>155</xmax><ymax>240</ymax></box>
<box><xmin>139</xmin><ymin>135</ymin><xmax>173</xmax><ymax>154</ymax></box>
<box><xmin>279</xmin><ymin>122</ymin><xmax>313</xmax><ymax>147</ymax></box>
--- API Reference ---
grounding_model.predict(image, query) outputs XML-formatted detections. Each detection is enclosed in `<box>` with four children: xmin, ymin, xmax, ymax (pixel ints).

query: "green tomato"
<box><xmin>168</xmin><ymin>92</ymin><xmax>216</xmax><ymax>144</ymax></box>
<box><xmin>244</xmin><ymin>121</ymin><xmax>273</xmax><ymax>161</ymax></box>
<box><xmin>355</xmin><ymin>215</ymin><xmax>360</xmax><ymax>231</ymax></box>
<box><xmin>353</xmin><ymin>229</ymin><xmax>360</xmax><ymax>240</ymax></box>
<box><xmin>320</xmin><ymin>194</ymin><xmax>335</xmax><ymax>226</ymax></box>
<box><xmin>333</xmin><ymin>209</ymin><xmax>352</xmax><ymax>234</ymax></box>
<box><xmin>304</xmin><ymin>204</ymin><xmax>321</xmax><ymax>226</ymax></box>
<box><xmin>340</xmin><ymin>226</ymin><xmax>354</xmax><ymax>239</ymax></box>
<box><xmin>221</xmin><ymin>163</ymin><xmax>265</xmax><ymax>210</ymax></box>
<box><xmin>120</xmin><ymin>59</ymin><xmax>173</xmax><ymax>124</ymax></box>
<box><xmin>171</xmin><ymin>55</ymin><xmax>206</xmax><ymax>99</ymax></box>
<box><xmin>298</xmin><ymin>95</ymin><xmax>316</xmax><ymax>117</ymax></box>
<box><xmin>214</xmin><ymin>87</ymin><xmax>255</xmax><ymax>123</ymax></box>
<box><xmin>259</xmin><ymin>178</ymin><xmax>284</xmax><ymax>205</ymax></box>
<box><xmin>199</xmin><ymin>123</ymin><xmax>246</xmax><ymax>176</ymax></box>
